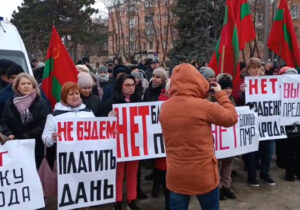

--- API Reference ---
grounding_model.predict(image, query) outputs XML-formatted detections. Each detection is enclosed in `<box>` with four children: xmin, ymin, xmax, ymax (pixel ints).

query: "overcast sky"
<box><xmin>0</xmin><ymin>0</ymin><xmax>107</xmax><ymax>21</ymax></box>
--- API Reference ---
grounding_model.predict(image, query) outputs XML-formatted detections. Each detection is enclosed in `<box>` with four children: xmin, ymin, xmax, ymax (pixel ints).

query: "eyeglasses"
<box><xmin>123</xmin><ymin>84</ymin><xmax>135</xmax><ymax>88</ymax></box>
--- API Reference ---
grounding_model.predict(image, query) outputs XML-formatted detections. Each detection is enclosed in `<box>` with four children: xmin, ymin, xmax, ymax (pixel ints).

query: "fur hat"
<box><xmin>279</xmin><ymin>66</ymin><xmax>298</xmax><ymax>75</ymax></box>
<box><xmin>76</xmin><ymin>64</ymin><xmax>90</xmax><ymax>73</ymax></box>
<box><xmin>131</xmin><ymin>71</ymin><xmax>143</xmax><ymax>79</ymax></box>
<box><xmin>113</xmin><ymin>65</ymin><xmax>130</xmax><ymax>78</ymax></box>
<box><xmin>77</xmin><ymin>72</ymin><xmax>94</xmax><ymax>88</ymax></box>
<box><xmin>61</xmin><ymin>82</ymin><xmax>80</xmax><ymax>104</ymax></box>
<box><xmin>199</xmin><ymin>66</ymin><xmax>215</xmax><ymax>80</ymax></box>
<box><xmin>153</xmin><ymin>67</ymin><xmax>168</xmax><ymax>82</ymax></box>
<box><xmin>216</xmin><ymin>73</ymin><xmax>233</xmax><ymax>89</ymax></box>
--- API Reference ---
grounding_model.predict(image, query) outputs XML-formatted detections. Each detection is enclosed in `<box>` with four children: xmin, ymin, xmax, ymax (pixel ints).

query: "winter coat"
<box><xmin>2</xmin><ymin>96</ymin><xmax>50</xmax><ymax>168</ymax></box>
<box><xmin>143</xmin><ymin>82</ymin><xmax>164</xmax><ymax>102</ymax></box>
<box><xmin>81</xmin><ymin>94</ymin><xmax>102</xmax><ymax>116</ymax></box>
<box><xmin>159</xmin><ymin>63</ymin><xmax>238</xmax><ymax>195</ymax></box>
<box><xmin>42</xmin><ymin>103</ymin><xmax>95</xmax><ymax>147</ymax></box>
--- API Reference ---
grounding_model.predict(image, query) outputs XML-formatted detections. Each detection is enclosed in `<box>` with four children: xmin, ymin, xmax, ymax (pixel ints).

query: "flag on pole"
<box><xmin>209</xmin><ymin>0</ymin><xmax>240</xmax><ymax>87</ymax></box>
<box><xmin>233</xmin><ymin>0</ymin><xmax>256</xmax><ymax>50</ymax></box>
<box><xmin>42</xmin><ymin>26</ymin><xmax>78</xmax><ymax>108</ymax></box>
<box><xmin>268</xmin><ymin>0</ymin><xmax>300</xmax><ymax>69</ymax></box>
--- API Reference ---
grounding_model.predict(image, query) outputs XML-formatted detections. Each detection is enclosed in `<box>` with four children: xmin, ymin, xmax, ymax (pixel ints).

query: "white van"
<box><xmin>0</xmin><ymin>17</ymin><xmax>33</xmax><ymax>75</ymax></box>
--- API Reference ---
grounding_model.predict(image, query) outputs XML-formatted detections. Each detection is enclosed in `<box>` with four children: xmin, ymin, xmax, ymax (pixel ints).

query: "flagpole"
<box><xmin>221</xmin><ymin>45</ymin><xmax>225</xmax><ymax>73</ymax></box>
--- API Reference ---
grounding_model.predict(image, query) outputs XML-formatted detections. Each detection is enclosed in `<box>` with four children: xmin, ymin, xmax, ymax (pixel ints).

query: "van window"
<box><xmin>0</xmin><ymin>50</ymin><xmax>28</xmax><ymax>72</ymax></box>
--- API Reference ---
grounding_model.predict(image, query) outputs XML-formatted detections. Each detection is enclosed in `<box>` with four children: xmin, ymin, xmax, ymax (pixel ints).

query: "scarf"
<box><xmin>97</xmin><ymin>73</ymin><xmax>110</xmax><ymax>83</ymax></box>
<box><xmin>124</xmin><ymin>94</ymin><xmax>131</xmax><ymax>103</ymax></box>
<box><xmin>13</xmin><ymin>90</ymin><xmax>37</xmax><ymax>125</ymax></box>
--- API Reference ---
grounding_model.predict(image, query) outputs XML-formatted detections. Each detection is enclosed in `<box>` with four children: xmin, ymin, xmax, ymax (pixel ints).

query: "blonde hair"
<box><xmin>246</xmin><ymin>57</ymin><xmax>262</xmax><ymax>70</ymax></box>
<box><xmin>13</xmin><ymin>73</ymin><xmax>40</xmax><ymax>96</ymax></box>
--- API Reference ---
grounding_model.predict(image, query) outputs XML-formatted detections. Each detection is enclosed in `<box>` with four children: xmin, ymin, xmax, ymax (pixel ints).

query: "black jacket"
<box><xmin>1</xmin><ymin>96</ymin><xmax>50</xmax><ymax>168</ymax></box>
<box><xmin>81</xmin><ymin>94</ymin><xmax>102</xmax><ymax>117</ymax></box>
<box><xmin>143</xmin><ymin>83</ymin><xmax>164</xmax><ymax>102</ymax></box>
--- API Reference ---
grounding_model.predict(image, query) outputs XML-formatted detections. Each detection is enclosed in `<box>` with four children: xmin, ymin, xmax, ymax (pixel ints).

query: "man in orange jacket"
<box><xmin>160</xmin><ymin>63</ymin><xmax>238</xmax><ymax>210</ymax></box>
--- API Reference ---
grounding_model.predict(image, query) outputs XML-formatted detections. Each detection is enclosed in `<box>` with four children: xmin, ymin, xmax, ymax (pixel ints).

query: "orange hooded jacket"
<box><xmin>159</xmin><ymin>63</ymin><xmax>238</xmax><ymax>195</ymax></box>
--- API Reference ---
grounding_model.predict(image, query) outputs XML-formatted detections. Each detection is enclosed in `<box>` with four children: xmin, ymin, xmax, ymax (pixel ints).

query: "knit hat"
<box><xmin>217</xmin><ymin>73</ymin><xmax>233</xmax><ymax>89</ymax></box>
<box><xmin>98</xmin><ymin>65</ymin><xmax>108</xmax><ymax>73</ymax></box>
<box><xmin>76</xmin><ymin>64</ymin><xmax>90</xmax><ymax>73</ymax></box>
<box><xmin>279</xmin><ymin>66</ymin><xmax>298</xmax><ymax>75</ymax></box>
<box><xmin>61</xmin><ymin>82</ymin><xmax>80</xmax><ymax>104</ymax></box>
<box><xmin>7</xmin><ymin>64</ymin><xmax>24</xmax><ymax>79</ymax></box>
<box><xmin>0</xmin><ymin>59</ymin><xmax>15</xmax><ymax>75</ymax></box>
<box><xmin>113</xmin><ymin>65</ymin><xmax>130</xmax><ymax>78</ymax></box>
<box><xmin>153</xmin><ymin>67</ymin><xmax>168</xmax><ymax>82</ymax></box>
<box><xmin>131</xmin><ymin>71</ymin><xmax>143</xmax><ymax>79</ymax></box>
<box><xmin>77</xmin><ymin>72</ymin><xmax>94</xmax><ymax>88</ymax></box>
<box><xmin>199</xmin><ymin>66</ymin><xmax>215</xmax><ymax>80</ymax></box>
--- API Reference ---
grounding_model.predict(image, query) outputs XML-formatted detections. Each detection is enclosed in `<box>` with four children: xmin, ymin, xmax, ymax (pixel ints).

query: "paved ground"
<box><xmin>46</xmin><ymin>158</ymin><xmax>300</xmax><ymax>210</ymax></box>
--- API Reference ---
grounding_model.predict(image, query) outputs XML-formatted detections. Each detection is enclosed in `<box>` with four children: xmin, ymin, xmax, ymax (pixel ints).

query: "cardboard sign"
<box><xmin>56</xmin><ymin>117</ymin><xmax>117</xmax><ymax>210</ymax></box>
<box><xmin>245</xmin><ymin>76</ymin><xmax>287</xmax><ymax>140</ymax></box>
<box><xmin>280</xmin><ymin>74</ymin><xmax>300</xmax><ymax>125</ymax></box>
<box><xmin>0</xmin><ymin>139</ymin><xmax>45</xmax><ymax>210</ymax></box>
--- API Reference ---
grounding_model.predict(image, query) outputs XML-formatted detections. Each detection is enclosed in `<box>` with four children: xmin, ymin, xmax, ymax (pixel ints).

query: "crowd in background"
<box><xmin>0</xmin><ymin>55</ymin><xmax>299</xmax><ymax>210</ymax></box>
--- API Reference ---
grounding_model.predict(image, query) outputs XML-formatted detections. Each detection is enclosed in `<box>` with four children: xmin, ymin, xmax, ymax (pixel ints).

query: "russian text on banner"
<box><xmin>213</xmin><ymin>106</ymin><xmax>260</xmax><ymax>159</ymax></box>
<box><xmin>113</xmin><ymin>102</ymin><xmax>165</xmax><ymax>162</ymax></box>
<box><xmin>113</xmin><ymin>102</ymin><xmax>260</xmax><ymax>161</ymax></box>
<box><xmin>245</xmin><ymin>76</ymin><xmax>287</xmax><ymax>140</ymax></box>
<box><xmin>56</xmin><ymin>117</ymin><xmax>117</xmax><ymax>210</ymax></box>
<box><xmin>280</xmin><ymin>74</ymin><xmax>300</xmax><ymax>125</ymax></box>
<box><xmin>0</xmin><ymin>139</ymin><xmax>45</xmax><ymax>210</ymax></box>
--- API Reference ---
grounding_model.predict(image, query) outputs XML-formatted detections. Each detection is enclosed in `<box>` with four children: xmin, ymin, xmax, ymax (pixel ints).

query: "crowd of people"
<box><xmin>0</xmin><ymin>55</ymin><xmax>299</xmax><ymax>210</ymax></box>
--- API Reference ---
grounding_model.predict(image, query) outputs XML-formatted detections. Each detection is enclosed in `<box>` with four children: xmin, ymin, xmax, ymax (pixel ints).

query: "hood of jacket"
<box><xmin>54</xmin><ymin>102</ymin><xmax>86</xmax><ymax>112</ymax></box>
<box><xmin>169</xmin><ymin>63</ymin><xmax>209</xmax><ymax>98</ymax></box>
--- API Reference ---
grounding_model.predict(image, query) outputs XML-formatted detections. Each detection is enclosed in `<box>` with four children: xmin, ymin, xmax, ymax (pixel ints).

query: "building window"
<box><xmin>291</xmin><ymin>6</ymin><xmax>299</xmax><ymax>19</ymax></box>
<box><xmin>149</xmin><ymin>41</ymin><xmax>153</xmax><ymax>50</ymax></box>
<box><xmin>144</xmin><ymin>0</ymin><xmax>154</xmax><ymax>8</ymax></box>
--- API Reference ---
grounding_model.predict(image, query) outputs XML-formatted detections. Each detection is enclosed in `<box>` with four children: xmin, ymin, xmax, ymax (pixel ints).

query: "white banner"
<box><xmin>113</xmin><ymin>102</ymin><xmax>260</xmax><ymax>161</ymax></box>
<box><xmin>56</xmin><ymin>117</ymin><xmax>117</xmax><ymax>210</ymax></box>
<box><xmin>280</xmin><ymin>74</ymin><xmax>300</xmax><ymax>125</ymax></box>
<box><xmin>245</xmin><ymin>76</ymin><xmax>287</xmax><ymax>140</ymax></box>
<box><xmin>113</xmin><ymin>102</ymin><xmax>165</xmax><ymax>162</ymax></box>
<box><xmin>214</xmin><ymin>106</ymin><xmax>260</xmax><ymax>159</ymax></box>
<box><xmin>0</xmin><ymin>139</ymin><xmax>45</xmax><ymax>210</ymax></box>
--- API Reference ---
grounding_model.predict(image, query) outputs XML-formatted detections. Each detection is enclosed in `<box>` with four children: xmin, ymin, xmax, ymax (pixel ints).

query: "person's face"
<box><xmin>66</xmin><ymin>89</ymin><xmax>81</xmax><ymax>107</ymax></box>
<box><xmin>224</xmin><ymin>87</ymin><xmax>233</xmax><ymax>97</ymax></box>
<box><xmin>17</xmin><ymin>77</ymin><xmax>34</xmax><ymax>96</ymax></box>
<box><xmin>80</xmin><ymin>86</ymin><xmax>92</xmax><ymax>97</ymax></box>
<box><xmin>99</xmin><ymin>72</ymin><xmax>109</xmax><ymax>76</ymax></box>
<box><xmin>151</xmin><ymin>63</ymin><xmax>159</xmax><ymax>69</ymax></box>
<box><xmin>207</xmin><ymin>76</ymin><xmax>216</xmax><ymax>83</ymax></box>
<box><xmin>247</xmin><ymin>66</ymin><xmax>261</xmax><ymax>76</ymax></box>
<box><xmin>134</xmin><ymin>78</ymin><xmax>140</xmax><ymax>84</ymax></box>
<box><xmin>152</xmin><ymin>74</ymin><xmax>163</xmax><ymax>87</ymax></box>
<box><xmin>265</xmin><ymin>63</ymin><xmax>273</xmax><ymax>71</ymax></box>
<box><xmin>122</xmin><ymin>79</ymin><xmax>136</xmax><ymax>96</ymax></box>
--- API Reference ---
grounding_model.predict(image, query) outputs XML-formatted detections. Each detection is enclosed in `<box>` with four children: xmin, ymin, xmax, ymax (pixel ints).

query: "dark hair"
<box><xmin>112</xmin><ymin>74</ymin><xmax>140</xmax><ymax>103</ymax></box>
<box><xmin>82</xmin><ymin>57</ymin><xmax>90</xmax><ymax>64</ymax></box>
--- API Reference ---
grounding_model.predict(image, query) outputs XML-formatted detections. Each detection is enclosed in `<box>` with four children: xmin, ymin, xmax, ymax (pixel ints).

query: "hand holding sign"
<box><xmin>52</xmin><ymin>132</ymin><xmax>60</xmax><ymax>141</ymax></box>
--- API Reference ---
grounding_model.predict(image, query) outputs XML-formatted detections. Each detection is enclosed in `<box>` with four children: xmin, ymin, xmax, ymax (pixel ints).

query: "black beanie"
<box><xmin>219</xmin><ymin>77</ymin><xmax>233</xmax><ymax>90</ymax></box>
<box><xmin>7</xmin><ymin>64</ymin><xmax>24</xmax><ymax>79</ymax></box>
<box><xmin>113</xmin><ymin>65</ymin><xmax>130</xmax><ymax>78</ymax></box>
<box><xmin>0</xmin><ymin>59</ymin><xmax>15</xmax><ymax>75</ymax></box>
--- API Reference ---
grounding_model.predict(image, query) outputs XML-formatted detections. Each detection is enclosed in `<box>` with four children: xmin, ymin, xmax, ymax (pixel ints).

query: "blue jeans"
<box><xmin>169</xmin><ymin>187</ymin><xmax>219</xmax><ymax>210</ymax></box>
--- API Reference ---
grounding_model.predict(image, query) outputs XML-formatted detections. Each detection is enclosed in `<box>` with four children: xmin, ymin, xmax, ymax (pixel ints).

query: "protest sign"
<box><xmin>213</xmin><ymin>106</ymin><xmax>259</xmax><ymax>159</ymax></box>
<box><xmin>113</xmin><ymin>102</ymin><xmax>165</xmax><ymax>162</ymax></box>
<box><xmin>280</xmin><ymin>74</ymin><xmax>300</xmax><ymax>125</ymax></box>
<box><xmin>113</xmin><ymin>102</ymin><xmax>260</xmax><ymax>161</ymax></box>
<box><xmin>0</xmin><ymin>139</ymin><xmax>45</xmax><ymax>210</ymax></box>
<box><xmin>56</xmin><ymin>117</ymin><xmax>117</xmax><ymax>210</ymax></box>
<box><xmin>245</xmin><ymin>76</ymin><xmax>287</xmax><ymax>140</ymax></box>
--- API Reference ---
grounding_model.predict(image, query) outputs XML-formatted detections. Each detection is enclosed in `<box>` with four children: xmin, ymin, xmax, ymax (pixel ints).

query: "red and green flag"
<box><xmin>267</xmin><ymin>0</ymin><xmax>300</xmax><ymax>69</ymax></box>
<box><xmin>209</xmin><ymin>0</ymin><xmax>240</xmax><ymax>87</ymax></box>
<box><xmin>42</xmin><ymin>26</ymin><xmax>78</xmax><ymax>108</ymax></box>
<box><xmin>233</xmin><ymin>0</ymin><xmax>256</xmax><ymax>50</ymax></box>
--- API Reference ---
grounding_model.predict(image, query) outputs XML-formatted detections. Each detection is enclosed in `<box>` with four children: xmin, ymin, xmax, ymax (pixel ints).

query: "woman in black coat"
<box><xmin>1</xmin><ymin>73</ymin><xmax>50</xmax><ymax>169</ymax></box>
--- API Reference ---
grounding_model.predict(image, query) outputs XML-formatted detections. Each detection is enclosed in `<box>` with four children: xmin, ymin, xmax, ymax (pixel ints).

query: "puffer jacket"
<box><xmin>42</xmin><ymin>102</ymin><xmax>95</xmax><ymax>147</ymax></box>
<box><xmin>159</xmin><ymin>63</ymin><xmax>238</xmax><ymax>195</ymax></box>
